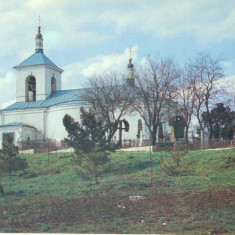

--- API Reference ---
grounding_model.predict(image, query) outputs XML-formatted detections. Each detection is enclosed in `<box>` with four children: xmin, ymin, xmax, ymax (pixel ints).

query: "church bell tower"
<box><xmin>13</xmin><ymin>22</ymin><xmax>63</xmax><ymax>102</ymax></box>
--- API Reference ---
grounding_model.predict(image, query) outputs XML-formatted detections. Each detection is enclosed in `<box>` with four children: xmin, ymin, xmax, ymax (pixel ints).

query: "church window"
<box><xmin>51</xmin><ymin>77</ymin><xmax>56</xmax><ymax>93</ymax></box>
<box><xmin>26</xmin><ymin>76</ymin><xmax>36</xmax><ymax>102</ymax></box>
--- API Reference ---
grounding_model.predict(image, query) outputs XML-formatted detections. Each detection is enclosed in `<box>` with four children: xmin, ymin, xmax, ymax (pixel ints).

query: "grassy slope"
<box><xmin>0</xmin><ymin>148</ymin><xmax>234</xmax><ymax>233</ymax></box>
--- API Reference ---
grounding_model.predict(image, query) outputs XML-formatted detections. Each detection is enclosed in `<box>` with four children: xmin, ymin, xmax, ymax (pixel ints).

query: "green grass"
<box><xmin>0</xmin><ymin>148</ymin><xmax>234</xmax><ymax>233</ymax></box>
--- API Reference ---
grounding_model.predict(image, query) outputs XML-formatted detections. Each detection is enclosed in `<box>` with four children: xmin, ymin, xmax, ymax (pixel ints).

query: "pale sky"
<box><xmin>1</xmin><ymin>0</ymin><xmax>235</xmax><ymax>109</ymax></box>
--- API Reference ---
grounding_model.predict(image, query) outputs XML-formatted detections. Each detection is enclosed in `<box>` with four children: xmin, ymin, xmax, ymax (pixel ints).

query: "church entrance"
<box><xmin>2</xmin><ymin>133</ymin><xmax>14</xmax><ymax>147</ymax></box>
<box><xmin>118</xmin><ymin>119</ymin><xmax>130</xmax><ymax>147</ymax></box>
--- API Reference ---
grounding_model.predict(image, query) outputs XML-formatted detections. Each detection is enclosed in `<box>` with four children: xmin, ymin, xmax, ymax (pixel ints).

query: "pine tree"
<box><xmin>0</xmin><ymin>139</ymin><xmax>28</xmax><ymax>196</ymax></box>
<box><xmin>0</xmin><ymin>144</ymin><xmax>28</xmax><ymax>176</ymax></box>
<box><xmin>63</xmin><ymin>107</ymin><xmax>117</xmax><ymax>184</ymax></box>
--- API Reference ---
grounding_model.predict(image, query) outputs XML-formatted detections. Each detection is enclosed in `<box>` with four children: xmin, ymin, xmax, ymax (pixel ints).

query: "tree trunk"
<box><xmin>95</xmin><ymin>176</ymin><xmax>99</xmax><ymax>185</ymax></box>
<box><xmin>196</xmin><ymin>114</ymin><xmax>203</xmax><ymax>130</ymax></box>
<box><xmin>94</xmin><ymin>165</ymin><xmax>99</xmax><ymax>184</ymax></box>
<box><xmin>0</xmin><ymin>184</ymin><xmax>5</xmax><ymax>196</ymax></box>
<box><xmin>185</xmin><ymin>126</ymin><xmax>189</xmax><ymax>145</ymax></box>
<box><xmin>119</xmin><ymin>121</ymin><xmax>122</xmax><ymax>148</ymax></box>
<box><xmin>151</xmin><ymin>127</ymin><xmax>157</xmax><ymax>146</ymax></box>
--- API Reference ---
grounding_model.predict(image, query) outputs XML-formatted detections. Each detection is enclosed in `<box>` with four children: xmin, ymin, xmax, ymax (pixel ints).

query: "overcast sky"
<box><xmin>0</xmin><ymin>0</ymin><xmax>235</xmax><ymax>109</ymax></box>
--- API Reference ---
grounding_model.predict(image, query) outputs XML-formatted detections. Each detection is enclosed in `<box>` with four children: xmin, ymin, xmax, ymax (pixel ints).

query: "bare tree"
<box><xmin>189</xmin><ymin>53</ymin><xmax>224</xmax><ymax>141</ymax></box>
<box><xmin>81</xmin><ymin>72</ymin><xmax>133</xmax><ymax>145</ymax></box>
<box><xmin>176</xmin><ymin>68</ymin><xmax>195</xmax><ymax>144</ymax></box>
<box><xmin>133</xmin><ymin>57</ymin><xmax>180</xmax><ymax>145</ymax></box>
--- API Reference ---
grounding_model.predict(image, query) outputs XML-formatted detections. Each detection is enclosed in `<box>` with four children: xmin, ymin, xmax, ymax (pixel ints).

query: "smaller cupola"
<box><xmin>126</xmin><ymin>48</ymin><xmax>135</xmax><ymax>86</ymax></box>
<box><xmin>35</xmin><ymin>23</ymin><xmax>43</xmax><ymax>53</ymax></box>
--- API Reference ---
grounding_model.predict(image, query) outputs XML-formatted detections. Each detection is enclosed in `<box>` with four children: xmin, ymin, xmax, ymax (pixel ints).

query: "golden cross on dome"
<box><xmin>38</xmin><ymin>15</ymin><xmax>41</xmax><ymax>26</ymax></box>
<box><xmin>129</xmin><ymin>47</ymin><xmax>132</xmax><ymax>60</ymax></box>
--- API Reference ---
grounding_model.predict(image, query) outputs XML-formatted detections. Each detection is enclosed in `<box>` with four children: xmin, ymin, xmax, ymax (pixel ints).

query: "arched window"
<box><xmin>26</xmin><ymin>76</ymin><xmax>36</xmax><ymax>102</ymax></box>
<box><xmin>51</xmin><ymin>77</ymin><xmax>56</xmax><ymax>93</ymax></box>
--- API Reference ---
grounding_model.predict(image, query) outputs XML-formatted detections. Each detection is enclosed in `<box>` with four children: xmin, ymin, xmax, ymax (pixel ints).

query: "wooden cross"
<box><xmin>129</xmin><ymin>47</ymin><xmax>132</xmax><ymax>60</ymax></box>
<box><xmin>38</xmin><ymin>15</ymin><xmax>41</xmax><ymax>26</ymax></box>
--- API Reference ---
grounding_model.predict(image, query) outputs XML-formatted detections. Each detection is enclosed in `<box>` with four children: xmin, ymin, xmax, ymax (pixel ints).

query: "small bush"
<box><xmin>51</xmin><ymin>169</ymin><xmax>61</xmax><ymax>174</ymax></box>
<box><xmin>117</xmin><ymin>184</ymin><xmax>128</xmax><ymax>190</ymax></box>
<box><xmin>24</xmin><ymin>172</ymin><xmax>37</xmax><ymax>178</ymax></box>
<box><xmin>138</xmin><ymin>182</ymin><xmax>149</xmax><ymax>190</ymax></box>
<box><xmin>0</xmin><ymin>227</ymin><xmax>13</xmax><ymax>233</ymax></box>
<box><xmin>58</xmin><ymin>223</ymin><xmax>67</xmax><ymax>232</ymax></box>
<box><xmin>160</xmin><ymin>148</ymin><xmax>188</xmax><ymax>176</ymax></box>
<box><xmin>40</xmin><ymin>223</ymin><xmax>50</xmax><ymax>232</ymax></box>
<box><xmin>127</xmin><ymin>155</ymin><xmax>134</xmax><ymax>159</ymax></box>
<box><xmin>0</xmin><ymin>145</ymin><xmax>28</xmax><ymax>175</ymax></box>
<box><xmin>5</xmin><ymin>190</ymin><xmax>24</xmax><ymax>196</ymax></box>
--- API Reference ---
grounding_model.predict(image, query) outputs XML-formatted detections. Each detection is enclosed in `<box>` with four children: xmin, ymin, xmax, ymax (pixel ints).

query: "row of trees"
<box><xmin>77</xmin><ymin>53</ymin><xmax>233</xmax><ymax>145</ymax></box>
<box><xmin>202</xmin><ymin>103</ymin><xmax>235</xmax><ymax>140</ymax></box>
<box><xmin>62</xmin><ymin>52</ymin><xmax>234</xmax><ymax>183</ymax></box>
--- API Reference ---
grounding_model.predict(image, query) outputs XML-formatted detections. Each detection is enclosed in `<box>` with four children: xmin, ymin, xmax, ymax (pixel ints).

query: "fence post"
<box><xmin>200</xmin><ymin>130</ymin><xmax>204</xmax><ymax>150</ymax></box>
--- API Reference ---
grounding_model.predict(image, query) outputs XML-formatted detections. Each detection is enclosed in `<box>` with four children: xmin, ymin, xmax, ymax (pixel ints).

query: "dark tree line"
<box><xmin>202</xmin><ymin>103</ymin><xmax>235</xmax><ymax>140</ymax></box>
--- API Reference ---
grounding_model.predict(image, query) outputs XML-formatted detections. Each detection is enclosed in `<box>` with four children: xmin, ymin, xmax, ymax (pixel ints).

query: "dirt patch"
<box><xmin>1</xmin><ymin>187</ymin><xmax>234</xmax><ymax>233</ymax></box>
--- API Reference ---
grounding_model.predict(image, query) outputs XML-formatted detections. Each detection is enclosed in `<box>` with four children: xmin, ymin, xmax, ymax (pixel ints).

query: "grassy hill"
<box><xmin>0</xmin><ymin>148</ymin><xmax>234</xmax><ymax>233</ymax></box>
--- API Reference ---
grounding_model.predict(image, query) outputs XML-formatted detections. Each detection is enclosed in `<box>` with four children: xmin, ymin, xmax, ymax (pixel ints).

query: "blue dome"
<box><xmin>36</xmin><ymin>32</ymin><xmax>42</xmax><ymax>39</ymax></box>
<box><xmin>128</xmin><ymin>59</ymin><xmax>134</xmax><ymax>68</ymax></box>
<box><xmin>36</xmin><ymin>26</ymin><xmax>43</xmax><ymax>39</ymax></box>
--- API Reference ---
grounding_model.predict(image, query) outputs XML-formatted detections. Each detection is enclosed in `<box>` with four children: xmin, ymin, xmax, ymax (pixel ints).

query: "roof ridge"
<box><xmin>40</xmin><ymin>53</ymin><xmax>58</xmax><ymax>68</ymax></box>
<box><xmin>15</xmin><ymin>53</ymin><xmax>35</xmax><ymax>67</ymax></box>
<box><xmin>2</xmin><ymin>89</ymin><xmax>85</xmax><ymax>111</ymax></box>
<box><xmin>14</xmin><ymin>52</ymin><xmax>61</xmax><ymax>70</ymax></box>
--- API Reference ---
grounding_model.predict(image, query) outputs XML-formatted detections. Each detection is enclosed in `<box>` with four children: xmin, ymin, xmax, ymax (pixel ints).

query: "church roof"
<box><xmin>0</xmin><ymin>122</ymin><xmax>36</xmax><ymax>129</ymax></box>
<box><xmin>13</xmin><ymin>52</ymin><xmax>62</xmax><ymax>70</ymax></box>
<box><xmin>2</xmin><ymin>89</ymin><xmax>86</xmax><ymax>111</ymax></box>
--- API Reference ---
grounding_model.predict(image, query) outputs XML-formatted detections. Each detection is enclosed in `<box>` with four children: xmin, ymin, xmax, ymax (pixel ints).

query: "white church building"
<box><xmin>0</xmin><ymin>25</ymin><xmax>173</xmax><ymax>150</ymax></box>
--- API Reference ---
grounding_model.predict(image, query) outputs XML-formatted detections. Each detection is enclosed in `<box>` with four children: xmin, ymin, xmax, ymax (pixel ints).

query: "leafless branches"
<box><xmin>176</xmin><ymin>69</ymin><xmax>195</xmax><ymax>144</ymax></box>
<box><xmin>133</xmin><ymin>57</ymin><xmax>180</xmax><ymax>145</ymax></box>
<box><xmin>188</xmin><ymin>53</ymin><xmax>224</xmax><ymax>140</ymax></box>
<box><xmin>81</xmin><ymin>72</ymin><xmax>134</xmax><ymax>144</ymax></box>
<box><xmin>81</xmin><ymin>53</ymin><xmax>225</xmax><ymax>146</ymax></box>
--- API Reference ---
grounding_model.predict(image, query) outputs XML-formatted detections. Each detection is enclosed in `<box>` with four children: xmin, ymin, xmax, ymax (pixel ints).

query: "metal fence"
<box><xmin>121</xmin><ymin>138</ymin><xmax>235</xmax><ymax>151</ymax></box>
<box><xmin>17</xmin><ymin>139</ymin><xmax>60</xmax><ymax>153</ymax></box>
<box><xmin>17</xmin><ymin>138</ymin><xmax>235</xmax><ymax>153</ymax></box>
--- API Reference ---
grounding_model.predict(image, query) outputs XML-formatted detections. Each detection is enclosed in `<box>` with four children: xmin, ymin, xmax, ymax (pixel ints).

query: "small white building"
<box><xmin>0</xmin><ymin>25</ymin><xmax>173</xmax><ymax>150</ymax></box>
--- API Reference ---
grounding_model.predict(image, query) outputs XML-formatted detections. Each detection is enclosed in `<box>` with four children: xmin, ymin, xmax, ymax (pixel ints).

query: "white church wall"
<box><xmin>46</xmin><ymin>103</ymin><xmax>87</xmax><ymax>143</ymax></box>
<box><xmin>121</xmin><ymin>112</ymin><xmax>140</xmax><ymax>140</ymax></box>
<box><xmin>15</xmin><ymin>65</ymin><xmax>46</xmax><ymax>102</ymax></box>
<box><xmin>109</xmin><ymin>110</ymin><xmax>144</xmax><ymax>145</ymax></box>
<box><xmin>46</xmin><ymin>104</ymin><xmax>142</xmax><ymax>145</ymax></box>
<box><xmin>22</xmin><ymin>127</ymin><xmax>36</xmax><ymax>141</ymax></box>
<box><xmin>2</xmin><ymin>109</ymin><xmax>45</xmax><ymax>135</ymax></box>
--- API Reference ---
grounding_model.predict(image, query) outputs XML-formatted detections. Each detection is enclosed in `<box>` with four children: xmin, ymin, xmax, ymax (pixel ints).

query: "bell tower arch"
<box><xmin>26</xmin><ymin>75</ymin><xmax>36</xmax><ymax>102</ymax></box>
